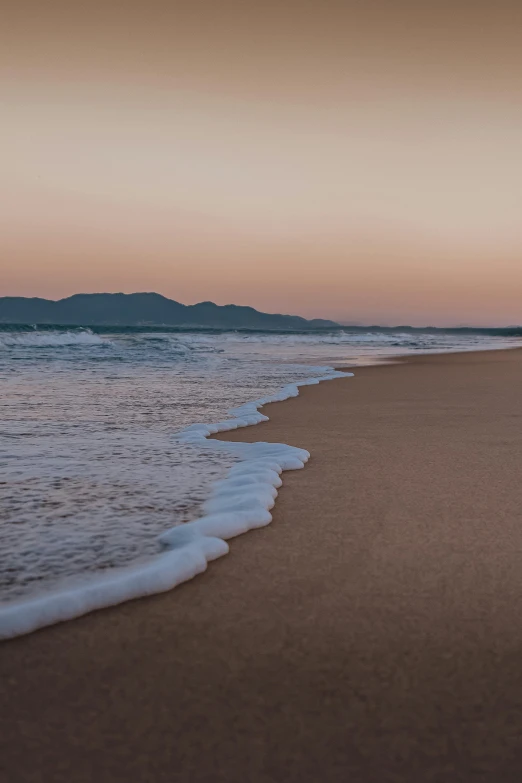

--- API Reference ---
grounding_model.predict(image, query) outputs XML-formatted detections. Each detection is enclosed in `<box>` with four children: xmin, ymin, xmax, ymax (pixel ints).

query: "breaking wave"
<box><xmin>0</xmin><ymin>329</ymin><xmax>110</xmax><ymax>348</ymax></box>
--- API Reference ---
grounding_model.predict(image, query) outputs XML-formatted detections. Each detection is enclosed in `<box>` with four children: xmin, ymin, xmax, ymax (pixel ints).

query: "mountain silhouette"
<box><xmin>0</xmin><ymin>293</ymin><xmax>339</xmax><ymax>330</ymax></box>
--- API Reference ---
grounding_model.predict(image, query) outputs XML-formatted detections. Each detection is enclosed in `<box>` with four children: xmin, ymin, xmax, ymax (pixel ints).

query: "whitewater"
<box><xmin>1</xmin><ymin>326</ymin><xmax>520</xmax><ymax>638</ymax></box>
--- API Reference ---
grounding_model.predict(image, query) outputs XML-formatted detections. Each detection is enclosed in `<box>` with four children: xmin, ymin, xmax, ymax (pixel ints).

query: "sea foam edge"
<box><xmin>0</xmin><ymin>370</ymin><xmax>353</xmax><ymax>640</ymax></box>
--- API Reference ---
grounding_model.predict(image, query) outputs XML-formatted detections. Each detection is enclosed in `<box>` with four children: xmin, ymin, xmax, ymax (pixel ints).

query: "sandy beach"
<box><xmin>2</xmin><ymin>347</ymin><xmax>522</xmax><ymax>782</ymax></box>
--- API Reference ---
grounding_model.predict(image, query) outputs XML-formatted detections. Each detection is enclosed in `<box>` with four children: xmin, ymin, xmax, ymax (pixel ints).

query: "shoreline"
<box><xmin>0</xmin><ymin>367</ymin><xmax>351</xmax><ymax>640</ymax></box>
<box><xmin>3</xmin><ymin>346</ymin><xmax>522</xmax><ymax>779</ymax></box>
<box><xmin>1</xmin><ymin>344</ymin><xmax>520</xmax><ymax>639</ymax></box>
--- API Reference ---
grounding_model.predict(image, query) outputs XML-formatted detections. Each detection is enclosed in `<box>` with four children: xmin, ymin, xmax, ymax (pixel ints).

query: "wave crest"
<box><xmin>0</xmin><ymin>330</ymin><xmax>110</xmax><ymax>348</ymax></box>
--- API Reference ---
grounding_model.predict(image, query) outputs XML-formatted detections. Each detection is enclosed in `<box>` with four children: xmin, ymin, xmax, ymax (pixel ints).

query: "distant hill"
<box><xmin>0</xmin><ymin>293</ymin><xmax>339</xmax><ymax>330</ymax></box>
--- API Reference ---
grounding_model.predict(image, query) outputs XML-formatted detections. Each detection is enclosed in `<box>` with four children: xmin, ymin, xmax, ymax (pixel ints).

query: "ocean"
<box><xmin>1</xmin><ymin>324</ymin><xmax>520</xmax><ymax>637</ymax></box>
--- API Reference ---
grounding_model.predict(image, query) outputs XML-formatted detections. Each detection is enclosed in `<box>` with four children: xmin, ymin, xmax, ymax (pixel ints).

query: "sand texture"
<box><xmin>2</xmin><ymin>349</ymin><xmax>522</xmax><ymax>782</ymax></box>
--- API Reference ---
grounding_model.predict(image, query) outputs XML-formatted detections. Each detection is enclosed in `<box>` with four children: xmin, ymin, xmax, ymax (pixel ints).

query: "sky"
<box><xmin>2</xmin><ymin>0</ymin><xmax>522</xmax><ymax>326</ymax></box>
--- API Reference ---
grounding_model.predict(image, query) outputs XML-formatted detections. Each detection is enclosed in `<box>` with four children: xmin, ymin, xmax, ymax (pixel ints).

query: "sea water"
<box><xmin>0</xmin><ymin>325</ymin><xmax>520</xmax><ymax>636</ymax></box>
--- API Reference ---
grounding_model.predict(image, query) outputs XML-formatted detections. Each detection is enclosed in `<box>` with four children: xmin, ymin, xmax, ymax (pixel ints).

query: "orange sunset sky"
<box><xmin>2</xmin><ymin>0</ymin><xmax>522</xmax><ymax>326</ymax></box>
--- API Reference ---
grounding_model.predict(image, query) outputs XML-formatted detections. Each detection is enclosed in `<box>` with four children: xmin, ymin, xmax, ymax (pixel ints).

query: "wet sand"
<box><xmin>2</xmin><ymin>348</ymin><xmax>522</xmax><ymax>782</ymax></box>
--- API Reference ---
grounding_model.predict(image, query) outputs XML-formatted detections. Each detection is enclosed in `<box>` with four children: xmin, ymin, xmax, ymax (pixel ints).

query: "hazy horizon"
<box><xmin>2</xmin><ymin>0</ymin><xmax>521</xmax><ymax>327</ymax></box>
<box><xmin>4</xmin><ymin>290</ymin><xmax>522</xmax><ymax>330</ymax></box>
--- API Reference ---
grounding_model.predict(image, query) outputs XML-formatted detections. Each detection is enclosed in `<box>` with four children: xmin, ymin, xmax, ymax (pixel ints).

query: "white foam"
<box><xmin>0</xmin><ymin>369</ymin><xmax>352</xmax><ymax>640</ymax></box>
<box><xmin>0</xmin><ymin>330</ymin><xmax>109</xmax><ymax>348</ymax></box>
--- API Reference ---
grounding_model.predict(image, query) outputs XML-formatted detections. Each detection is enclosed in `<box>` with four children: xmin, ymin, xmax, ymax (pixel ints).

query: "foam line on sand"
<box><xmin>0</xmin><ymin>370</ymin><xmax>352</xmax><ymax>640</ymax></box>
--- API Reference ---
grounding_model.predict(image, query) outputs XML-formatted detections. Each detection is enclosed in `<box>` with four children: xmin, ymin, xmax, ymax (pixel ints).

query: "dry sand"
<box><xmin>2</xmin><ymin>348</ymin><xmax>522</xmax><ymax>782</ymax></box>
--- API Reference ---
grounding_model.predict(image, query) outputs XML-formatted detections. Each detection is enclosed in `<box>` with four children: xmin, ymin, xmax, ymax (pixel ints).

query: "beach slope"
<box><xmin>2</xmin><ymin>349</ymin><xmax>522</xmax><ymax>781</ymax></box>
